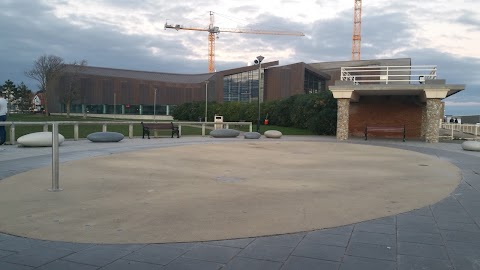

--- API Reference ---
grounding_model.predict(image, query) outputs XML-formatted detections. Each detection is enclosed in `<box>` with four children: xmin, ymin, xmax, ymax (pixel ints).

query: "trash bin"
<box><xmin>264</xmin><ymin>119</ymin><xmax>269</xmax><ymax>125</ymax></box>
<box><xmin>214</xmin><ymin>115</ymin><xmax>224</xmax><ymax>130</ymax></box>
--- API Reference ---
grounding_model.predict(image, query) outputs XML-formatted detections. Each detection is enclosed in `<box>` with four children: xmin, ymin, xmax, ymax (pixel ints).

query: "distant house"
<box><xmin>32</xmin><ymin>91</ymin><xmax>45</xmax><ymax>113</ymax></box>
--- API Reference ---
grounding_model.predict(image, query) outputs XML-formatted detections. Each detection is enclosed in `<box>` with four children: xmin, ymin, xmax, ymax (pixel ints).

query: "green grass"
<box><xmin>4</xmin><ymin>114</ymin><xmax>315</xmax><ymax>141</ymax></box>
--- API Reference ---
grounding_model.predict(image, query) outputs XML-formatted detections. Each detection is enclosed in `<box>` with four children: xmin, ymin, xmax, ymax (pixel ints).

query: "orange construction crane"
<box><xmin>352</xmin><ymin>0</ymin><xmax>362</xmax><ymax>60</ymax></box>
<box><xmin>165</xmin><ymin>11</ymin><xmax>305</xmax><ymax>73</ymax></box>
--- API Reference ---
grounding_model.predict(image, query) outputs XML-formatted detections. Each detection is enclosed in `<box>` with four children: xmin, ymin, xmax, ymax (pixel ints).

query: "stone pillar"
<box><xmin>166</xmin><ymin>105</ymin><xmax>170</xmax><ymax>116</ymax></box>
<box><xmin>421</xmin><ymin>103</ymin><xmax>427</xmax><ymax>138</ymax></box>
<box><xmin>102</xmin><ymin>104</ymin><xmax>106</xmax><ymax>114</ymax></box>
<box><xmin>425</xmin><ymin>99</ymin><xmax>442</xmax><ymax>143</ymax></box>
<box><xmin>121</xmin><ymin>105</ymin><xmax>125</xmax><ymax>115</ymax></box>
<box><xmin>336</xmin><ymin>99</ymin><xmax>350</xmax><ymax>140</ymax></box>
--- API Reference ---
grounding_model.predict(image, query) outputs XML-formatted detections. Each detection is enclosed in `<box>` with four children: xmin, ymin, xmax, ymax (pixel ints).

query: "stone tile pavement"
<box><xmin>0</xmin><ymin>136</ymin><xmax>479</xmax><ymax>269</ymax></box>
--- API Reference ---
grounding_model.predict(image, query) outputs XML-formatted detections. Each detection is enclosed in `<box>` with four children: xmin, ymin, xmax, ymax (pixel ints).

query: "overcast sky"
<box><xmin>1</xmin><ymin>0</ymin><xmax>479</xmax><ymax>115</ymax></box>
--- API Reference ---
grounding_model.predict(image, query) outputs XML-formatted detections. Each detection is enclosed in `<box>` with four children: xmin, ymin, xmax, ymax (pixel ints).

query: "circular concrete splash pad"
<box><xmin>0</xmin><ymin>141</ymin><xmax>461</xmax><ymax>243</ymax></box>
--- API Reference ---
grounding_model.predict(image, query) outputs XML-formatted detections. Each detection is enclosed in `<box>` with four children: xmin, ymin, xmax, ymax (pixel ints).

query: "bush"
<box><xmin>172</xmin><ymin>91</ymin><xmax>337</xmax><ymax>135</ymax></box>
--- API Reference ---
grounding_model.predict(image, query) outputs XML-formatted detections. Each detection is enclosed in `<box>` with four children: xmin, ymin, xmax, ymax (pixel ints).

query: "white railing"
<box><xmin>340</xmin><ymin>65</ymin><xmax>437</xmax><ymax>85</ymax></box>
<box><xmin>441</xmin><ymin>123</ymin><xmax>480</xmax><ymax>140</ymax></box>
<box><xmin>1</xmin><ymin>121</ymin><xmax>253</xmax><ymax>145</ymax></box>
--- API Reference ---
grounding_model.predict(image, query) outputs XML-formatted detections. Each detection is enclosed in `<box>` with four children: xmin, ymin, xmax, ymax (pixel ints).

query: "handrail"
<box><xmin>0</xmin><ymin>120</ymin><xmax>253</xmax><ymax>144</ymax></box>
<box><xmin>340</xmin><ymin>65</ymin><xmax>437</xmax><ymax>85</ymax></box>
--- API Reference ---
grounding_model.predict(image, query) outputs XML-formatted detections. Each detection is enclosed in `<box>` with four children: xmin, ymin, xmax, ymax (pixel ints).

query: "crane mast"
<box><xmin>352</xmin><ymin>0</ymin><xmax>362</xmax><ymax>60</ymax></box>
<box><xmin>165</xmin><ymin>12</ymin><xmax>304</xmax><ymax>73</ymax></box>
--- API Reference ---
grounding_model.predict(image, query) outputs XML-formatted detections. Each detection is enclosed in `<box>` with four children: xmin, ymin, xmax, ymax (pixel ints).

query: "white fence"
<box><xmin>1</xmin><ymin>121</ymin><xmax>253</xmax><ymax>145</ymax></box>
<box><xmin>341</xmin><ymin>65</ymin><xmax>437</xmax><ymax>85</ymax></box>
<box><xmin>441</xmin><ymin>123</ymin><xmax>480</xmax><ymax>140</ymax></box>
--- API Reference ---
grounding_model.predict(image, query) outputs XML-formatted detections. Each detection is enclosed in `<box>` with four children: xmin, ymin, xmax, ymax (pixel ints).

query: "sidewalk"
<box><xmin>0</xmin><ymin>136</ymin><xmax>479</xmax><ymax>270</ymax></box>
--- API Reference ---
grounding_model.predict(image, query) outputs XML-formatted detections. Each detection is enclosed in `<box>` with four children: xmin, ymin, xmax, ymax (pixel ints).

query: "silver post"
<box><xmin>154</xmin><ymin>88</ymin><xmax>157</xmax><ymax>122</ymax></box>
<box><xmin>205</xmin><ymin>81</ymin><xmax>208</xmax><ymax>122</ymax></box>
<box><xmin>49</xmin><ymin>123</ymin><xmax>62</xmax><ymax>192</ymax></box>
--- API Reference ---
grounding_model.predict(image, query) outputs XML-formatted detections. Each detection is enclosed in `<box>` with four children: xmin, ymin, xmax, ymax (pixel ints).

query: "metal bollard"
<box><xmin>49</xmin><ymin>123</ymin><xmax>62</xmax><ymax>192</ymax></box>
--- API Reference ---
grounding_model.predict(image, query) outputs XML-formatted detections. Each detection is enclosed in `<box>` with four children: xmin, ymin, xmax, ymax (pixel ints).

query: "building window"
<box><xmin>304</xmin><ymin>70</ymin><xmax>325</xmax><ymax>94</ymax></box>
<box><xmin>223</xmin><ymin>70</ymin><xmax>260</xmax><ymax>102</ymax></box>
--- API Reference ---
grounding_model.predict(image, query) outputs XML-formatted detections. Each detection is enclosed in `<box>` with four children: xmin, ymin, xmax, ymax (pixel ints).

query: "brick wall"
<box><xmin>349</xmin><ymin>96</ymin><xmax>423</xmax><ymax>139</ymax></box>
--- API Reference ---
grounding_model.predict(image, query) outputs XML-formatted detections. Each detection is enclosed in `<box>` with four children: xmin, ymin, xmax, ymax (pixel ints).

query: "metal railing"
<box><xmin>1</xmin><ymin>121</ymin><xmax>253</xmax><ymax>145</ymax></box>
<box><xmin>441</xmin><ymin>123</ymin><xmax>480</xmax><ymax>140</ymax></box>
<box><xmin>341</xmin><ymin>65</ymin><xmax>437</xmax><ymax>85</ymax></box>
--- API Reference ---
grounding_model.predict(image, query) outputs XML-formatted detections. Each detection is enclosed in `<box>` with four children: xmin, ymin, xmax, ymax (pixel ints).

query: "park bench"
<box><xmin>141</xmin><ymin>122</ymin><xmax>180</xmax><ymax>139</ymax></box>
<box><xmin>365</xmin><ymin>125</ymin><xmax>405</xmax><ymax>142</ymax></box>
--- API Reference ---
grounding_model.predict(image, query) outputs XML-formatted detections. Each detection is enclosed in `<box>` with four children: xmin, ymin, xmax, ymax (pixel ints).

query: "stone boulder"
<box><xmin>87</xmin><ymin>132</ymin><xmax>124</xmax><ymax>142</ymax></box>
<box><xmin>244</xmin><ymin>132</ymin><xmax>261</xmax><ymax>139</ymax></box>
<box><xmin>17</xmin><ymin>132</ymin><xmax>65</xmax><ymax>147</ymax></box>
<box><xmin>264</xmin><ymin>130</ymin><xmax>282</xmax><ymax>139</ymax></box>
<box><xmin>462</xmin><ymin>141</ymin><xmax>480</xmax><ymax>152</ymax></box>
<box><xmin>210</xmin><ymin>129</ymin><xmax>240</xmax><ymax>138</ymax></box>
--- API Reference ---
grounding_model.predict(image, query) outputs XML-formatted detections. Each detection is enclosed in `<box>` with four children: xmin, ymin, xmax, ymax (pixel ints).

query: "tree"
<box><xmin>2</xmin><ymin>80</ymin><xmax>17</xmax><ymax>115</ymax></box>
<box><xmin>25</xmin><ymin>54</ymin><xmax>65</xmax><ymax>115</ymax></box>
<box><xmin>59</xmin><ymin>60</ymin><xmax>87</xmax><ymax>118</ymax></box>
<box><xmin>16</xmin><ymin>82</ymin><xmax>33</xmax><ymax>112</ymax></box>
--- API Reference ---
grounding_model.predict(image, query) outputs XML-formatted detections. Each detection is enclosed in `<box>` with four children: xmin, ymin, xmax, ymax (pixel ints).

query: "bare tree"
<box><xmin>25</xmin><ymin>54</ymin><xmax>65</xmax><ymax>115</ymax></box>
<box><xmin>60</xmin><ymin>60</ymin><xmax>87</xmax><ymax>118</ymax></box>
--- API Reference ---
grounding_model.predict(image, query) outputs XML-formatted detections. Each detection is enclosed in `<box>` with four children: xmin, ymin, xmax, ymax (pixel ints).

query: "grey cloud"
<box><xmin>456</xmin><ymin>10</ymin><xmax>480</xmax><ymax>31</ymax></box>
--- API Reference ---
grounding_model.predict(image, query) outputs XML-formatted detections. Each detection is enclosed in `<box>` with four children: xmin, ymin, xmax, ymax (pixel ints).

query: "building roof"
<box><xmin>64</xmin><ymin>65</ymin><xmax>215</xmax><ymax>84</ymax></box>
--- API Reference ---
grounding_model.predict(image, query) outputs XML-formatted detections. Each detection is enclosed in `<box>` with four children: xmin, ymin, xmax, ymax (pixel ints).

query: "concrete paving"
<box><xmin>0</xmin><ymin>136</ymin><xmax>479</xmax><ymax>270</ymax></box>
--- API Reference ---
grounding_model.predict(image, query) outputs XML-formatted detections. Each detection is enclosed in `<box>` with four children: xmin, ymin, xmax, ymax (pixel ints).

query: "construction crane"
<box><xmin>165</xmin><ymin>11</ymin><xmax>305</xmax><ymax>73</ymax></box>
<box><xmin>352</xmin><ymin>0</ymin><xmax>362</xmax><ymax>60</ymax></box>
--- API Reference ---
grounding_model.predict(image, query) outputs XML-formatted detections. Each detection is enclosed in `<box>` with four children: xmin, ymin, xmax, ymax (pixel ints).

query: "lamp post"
<box><xmin>153</xmin><ymin>88</ymin><xmax>157</xmax><ymax>122</ymax></box>
<box><xmin>204</xmin><ymin>80</ymin><xmax>209</xmax><ymax>122</ymax></box>
<box><xmin>254</xmin><ymin>55</ymin><xmax>264</xmax><ymax>132</ymax></box>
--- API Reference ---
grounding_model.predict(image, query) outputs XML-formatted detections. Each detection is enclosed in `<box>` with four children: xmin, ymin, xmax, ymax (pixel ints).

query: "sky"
<box><xmin>1</xmin><ymin>0</ymin><xmax>479</xmax><ymax>116</ymax></box>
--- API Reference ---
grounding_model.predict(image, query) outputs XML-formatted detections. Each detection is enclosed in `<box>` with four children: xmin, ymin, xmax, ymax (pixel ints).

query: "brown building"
<box><xmin>48</xmin><ymin>58</ymin><xmax>465</xmax><ymax>141</ymax></box>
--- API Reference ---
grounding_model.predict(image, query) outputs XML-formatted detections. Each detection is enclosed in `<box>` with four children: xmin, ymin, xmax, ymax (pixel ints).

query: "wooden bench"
<box><xmin>141</xmin><ymin>122</ymin><xmax>180</xmax><ymax>139</ymax></box>
<box><xmin>365</xmin><ymin>125</ymin><xmax>405</xmax><ymax>142</ymax></box>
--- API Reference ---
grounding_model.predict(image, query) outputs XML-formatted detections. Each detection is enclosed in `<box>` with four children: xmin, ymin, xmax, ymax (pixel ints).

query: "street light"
<box><xmin>254</xmin><ymin>55</ymin><xmax>264</xmax><ymax>132</ymax></box>
<box><xmin>204</xmin><ymin>81</ymin><xmax>209</xmax><ymax>122</ymax></box>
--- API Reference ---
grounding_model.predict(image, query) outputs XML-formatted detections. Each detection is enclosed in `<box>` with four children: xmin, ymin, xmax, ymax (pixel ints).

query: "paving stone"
<box><xmin>350</xmin><ymin>231</ymin><xmax>396</xmax><ymax>246</ymax></box>
<box><xmin>282</xmin><ymin>256</ymin><xmax>339</xmax><ymax>270</ymax></box>
<box><xmin>237</xmin><ymin>243</ymin><xmax>294</xmax><ymax>262</ymax></box>
<box><xmin>397</xmin><ymin>222</ymin><xmax>440</xmax><ymax>234</ymax></box>
<box><xmin>62</xmin><ymin>245</ymin><xmax>134</xmax><ymax>267</ymax></box>
<box><xmin>222</xmin><ymin>256</ymin><xmax>282</xmax><ymax>270</ymax></box>
<box><xmin>436</xmin><ymin>221</ymin><xmax>480</xmax><ymax>232</ymax></box>
<box><xmin>0</xmin><ymin>238</ymin><xmax>40</xmax><ymax>252</ymax></box>
<box><xmin>99</xmin><ymin>259</ymin><xmax>162</xmax><ymax>270</ymax></box>
<box><xmin>449</xmin><ymin>252</ymin><xmax>480</xmax><ymax>270</ymax></box>
<box><xmin>441</xmin><ymin>230</ymin><xmax>480</xmax><ymax>244</ymax></box>
<box><xmin>35</xmin><ymin>260</ymin><xmax>99</xmax><ymax>270</ymax></box>
<box><xmin>206</xmin><ymin>238</ymin><xmax>255</xmax><ymax>248</ymax></box>
<box><xmin>0</xmin><ymin>261</ymin><xmax>33</xmax><ymax>270</ymax></box>
<box><xmin>354</xmin><ymin>222</ymin><xmax>396</xmax><ymax>235</ymax></box>
<box><xmin>0</xmin><ymin>247</ymin><xmax>73</xmax><ymax>267</ymax></box>
<box><xmin>164</xmin><ymin>257</ymin><xmax>223</xmax><ymax>270</ymax></box>
<box><xmin>0</xmin><ymin>233</ymin><xmax>16</xmax><ymax>242</ymax></box>
<box><xmin>405</xmin><ymin>207</ymin><xmax>433</xmax><ymax>216</ymax></box>
<box><xmin>182</xmin><ymin>244</ymin><xmax>241</xmax><ymax>264</ymax></box>
<box><xmin>316</xmin><ymin>225</ymin><xmax>353</xmax><ymax>236</ymax></box>
<box><xmin>0</xmin><ymin>249</ymin><xmax>15</xmax><ymax>258</ymax></box>
<box><xmin>124</xmin><ymin>244</ymin><xmax>186</xmax><ymax>265</ymax></box>
<box><xmin>397</xmin><ymin>242</ymin><xmax>449</xmax><ymax>260</ymax></box>
<box><xmin>339</xmin><ymin>255</ymin><xmax>396</xmax><ymax>270</ymax></box>
<box><xmin>445</xmin><ymin>241</ymin><xmax>480</xmax><ymax>256</ymax></box>
<box><xmin>304</xmin><ymin>231</ymin><xmax>350</xmax><ymax>247</ymax></box>
<box><xmin>397</xmin><ymin>213</ymin><xmax>435</xmax><ymax>225</ymax></box>
<box><xmin>346</xmin><ymin>242</ymin><xmax>396</xmax><ymax>261</ymax></box>
<box><xmin>251</xmin><ymin>233</ymin><xmax>305</xmax><ymax>247</ymax></box>
<box><xmin>397</xmin><ymin>255</ymin><xmax>453</xmax><ymax>270</ymax></box>
<box><xmin>397</xmin><ymin>231</ymin><xmax>444</xmax><ymax>245</ymax></box>
<box><xmin>364</xmin><ymin>216</ymin><xmax>396</xmax><ymax>225</ymax></box>
<box><xmin>292</xmin><ymin>240</ymin><xmax>345</xmax><ymax>262</ymax></box>
<box><xmin>34</xmin><ymin>240</ymin><xmax>96</xmax><ymax>252</ymax></box>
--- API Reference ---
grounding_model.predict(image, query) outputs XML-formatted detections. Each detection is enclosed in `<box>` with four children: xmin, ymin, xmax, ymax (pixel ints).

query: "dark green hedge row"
<box><xmin>172</xmin><ymin>91</ymin><xmax>337</xmax><ymax>135</ymax></box>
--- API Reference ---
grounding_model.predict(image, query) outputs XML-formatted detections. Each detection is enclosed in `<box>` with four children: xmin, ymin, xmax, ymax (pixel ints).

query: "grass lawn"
<box><xmin>4</xmin><ymin>114</ymin><xmax>314</xmax><ymax>141</ymax></box>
